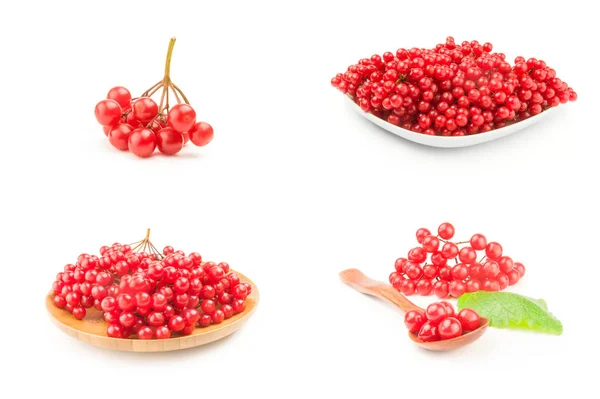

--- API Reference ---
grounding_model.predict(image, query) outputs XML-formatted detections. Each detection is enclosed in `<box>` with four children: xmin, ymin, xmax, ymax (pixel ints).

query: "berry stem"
<box><xmin>164</xmin><ymin>37</ymin><xmax>176</xmax><ymax>84</ymax></box>
<box><xmin>171</xmin><ymin>83</ymin><xmax>190</xmax><ymax>105</ymax></box>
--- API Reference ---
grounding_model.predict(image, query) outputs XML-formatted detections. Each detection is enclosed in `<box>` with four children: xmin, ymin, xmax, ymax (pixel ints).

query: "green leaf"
<box><xmin>457</xmin><ymin>292</ymin><xmax>563</xmax><ymax>335</ymax></box>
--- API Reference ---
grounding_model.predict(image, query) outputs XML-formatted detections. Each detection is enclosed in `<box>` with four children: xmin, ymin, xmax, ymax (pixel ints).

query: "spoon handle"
<box><xmin>339</xmin><ymin>268</ymin><xmax>423</xmax><ymax>313</ymax></box>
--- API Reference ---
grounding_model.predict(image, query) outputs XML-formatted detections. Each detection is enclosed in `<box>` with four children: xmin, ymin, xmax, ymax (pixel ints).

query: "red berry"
<box><xmin>404</xmin><ymin>310</ymin><xmax>426</xmax><ymax>333</ymax></box>
<box><xmin>458</xmin><ymin>247</ymin><xmax>477</xmax><ymax>264</ymax></box>
<box><xmin>457</xmin><ymin>308</ymin><xmax>480</xmax><ymax>331</ymax></box>
<box><xmin>422</xmin><ymin>235</ymin><xmax>440</xmax><ymax>252</ymax></box>
<box><xmin>137</xmin><ymin>326</ymin><xmax>154</xmax><ymax>340</ymax></box>
<box><xmin>188</xmin><ymin>122</ymin><xmax>214</xmax><ymax>147</ymax></box>
<box><xmin>128</xmin><ymin>128</ymin><xmax>156</xmax><ymax>158</ymax></box>
<box><xmin>72</xmin><ymin>306</ymin><xmax>86</xmax><ymax>320</ymax></box>
<box><xmin>155</xmin><ymin>326</ymin><xmax>171</xmax><ymax>339</ymax></box>
<box><xmin>156</xmin><ymin>128</ymin><xmax>184</xmax><ymax>155</ymax></box>
<box><xmin>433</xmin><ymin>280</ymin><xmax>449</xmax><ymax>298</ymax></box>
<box><xmin>168</xmin><ymin>104</ymin><xmax>197</xmax><ymax>133</ymax></box>
<box><xmin>470</xmin><ymin>234</ymin><xmax>487</xmax><ymax>250</ymax></box>
<box><xmin>485</xmin><ymin>242</ymin><xmax>503</xmax><ymax>259</ymax></box>
<box><xmin>438</xmin><ymin>317</ymin><xmax>462</xmax><ymax>339</ymax></box>
<box><xmin>438</xmin><ymin>223</ymin><xmax>455</xmax><ymax>240</ymax></box>
<box><xmin>448</xmin><ymin>280</ymin><xmax>466</xmax><ymax>298</ymax></box>
<box><xmin>199</xmin><ymin>314</ymin><xmax>212</xmax><ymax>327</ymax></box>
<box><xmin>416</xmin><ymin>228</ymin><xmax>431</xmax><ymax>244</ymax></box>
<box><xmin>132</xmin><ymin>97</ymin><xmax>158</xmax><ymax>123</ymax></box>
<box><xmin>168</xmin><ymin>315</ymin><xmax>185</xmax><ymax>332</ymax></box>
<box><xmin>95</xmin><ymin>99</ymin><xmax>122</xmax><ymax>127</ymax></box>
<box><xmin>107</xmin><ymin>86</ymin><xmax>131</xmax><ymax>110</ymax></box>
<box><xmin>425</xmin><ymin>302</ymin><xmax>449</xmax><ymax>323</ymax></box>
<box><xmin>418</xmin><ymin>321</ymin><xmax>440</xmax><ymax>342</ymax></box>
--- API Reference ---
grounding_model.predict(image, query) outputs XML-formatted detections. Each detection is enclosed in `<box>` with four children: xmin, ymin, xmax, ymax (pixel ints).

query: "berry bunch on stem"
<box><xmin>331</xmin><ymin>37</ymin><xmax>577</xmax><ymax>136</ymax></box>
<box><xmin>51</xmin><ymin>229</ymin><xmax>250</xmax><ymax>339</ymax></box>
<box><xmin>95</xmin><ymin>38</ymin><xmax>214</xmax><ymax>157</ymax></box>
<box><xmin>389</xmin><ymin>222</ymin><xmax>526</xmax><ymax>298</ymax></box>
<box><xmin>405</xmin><ymin>302</ymin><xmax>481</xmax><ymax>342</ymax></box>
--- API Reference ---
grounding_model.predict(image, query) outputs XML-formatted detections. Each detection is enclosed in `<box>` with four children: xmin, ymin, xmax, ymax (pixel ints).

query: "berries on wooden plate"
<box><xmin>49</xmin><ymin>230</ymin><xmax>250</xmax><ymax>340</ymax></box>
<box><xmin>332</xmin><ymin>37</ymin><xmax>576</xmax><ymax>136</ymax></box>
<box><xmin>390</xmin><ymin>222</ymin><xmax>526</xmax><ymax>298</ymax></box>
<box><xmin>94</xmin><ymin>38</ymin><xmax>213</xmax><ymax>157</ymax></box>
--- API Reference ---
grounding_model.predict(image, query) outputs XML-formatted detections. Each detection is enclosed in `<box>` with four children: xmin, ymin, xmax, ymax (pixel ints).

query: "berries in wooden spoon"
<box><xmin>94</xmin><ymin>38</ymin><xmax>214</xmax><ymax>157</ymax></box>
<box><xmin>389</xmin><ymin>222</ymin><xmax>526</xmax><ymax>298</ymax></box>
<box><xmin>404</xmin><ymin>301</ymin><xmax>481</xmax><ymax>342</ymax></box>
<box><xmin>332</xmin><ymin>37</ymin><xmax>577</xmax><ymax>136</ymax></box>
<box><xmin>50</xmin><ymin>230</ymin><xmax>249</xmax><ymax>339</ymax></box>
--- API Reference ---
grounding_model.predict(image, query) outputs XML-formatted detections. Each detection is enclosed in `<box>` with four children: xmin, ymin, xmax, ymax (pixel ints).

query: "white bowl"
<box><xmin>346</xmin><ymin>96</ymin><xmax>554</xmax><ymax>148</ymax></box>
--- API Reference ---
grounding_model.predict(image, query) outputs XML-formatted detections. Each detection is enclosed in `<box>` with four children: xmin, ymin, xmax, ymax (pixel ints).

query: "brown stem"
<box><xmin>172</xmin><ymin>83</ymin><xmax>190</xmax><ymax>104</ymax></box>
<box><xmin>142</xmin><ymin>80</ymin><xmax>163</xmax><ymax>97</ymax></box>
<box><xmin>170</xmin><ymin>83</ymin><xmax>182</xmax><ymax>104</ymax></box>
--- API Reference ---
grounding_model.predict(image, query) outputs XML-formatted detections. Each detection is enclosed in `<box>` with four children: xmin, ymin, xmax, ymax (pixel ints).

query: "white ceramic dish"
<box><xmin>346</xmin><ymin>96</ymin><xmax>554</xmax><ymax>148</ymax></box>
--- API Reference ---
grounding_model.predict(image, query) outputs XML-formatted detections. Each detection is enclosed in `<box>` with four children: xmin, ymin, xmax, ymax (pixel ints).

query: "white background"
<box><xmin>1</xmin><ymin>0</ymin><xmax>598</xmax><ymax>397</ymax></box>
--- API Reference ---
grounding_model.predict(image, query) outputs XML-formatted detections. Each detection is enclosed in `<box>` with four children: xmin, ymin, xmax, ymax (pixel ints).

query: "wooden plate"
<box><xmin>46</xmin><ymin>271</ymin><xmax>259</xmax><ymax>352</ymax></box>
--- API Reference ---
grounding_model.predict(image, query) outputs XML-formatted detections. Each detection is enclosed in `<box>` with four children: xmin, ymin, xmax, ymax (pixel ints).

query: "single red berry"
<box><xmin>156</xmin><ymin>127</ymin><xmax>184</xmax><ymax>155</ymax></box>
<box><xmin>457</xmin><ymin>309</ymin><xmax>481</xmax><ymax>331</ymax></box>
<box><xmin>438</xmin><ymin>317</ymin><xmax>462</xmax><ymax>339</ymax></box>
<box><xmin>470</xmin><ymin>234</ymin><xmax>487</xmax><ymax>250</ymax></box>
<box><xmin>422</xmin><ymin>235</ymin><xmax>440</xmax><ymax>252</ymax></box>
<box><xmin>168</xmin><ymin>104</ymin><xmax>197</xmax><ymax>133</ymax></box>
<box><xmin>188</xmin><ymin>122</ymin><xmax>214</xmax><ymax>147</ymax></box>
<box><xmin>438</xmin><ymin>223</ymin><xmax>455</xmax><ymax>240</ymax></box>
<box><xmin>137</xmin><ymin>326</ymin><xmax>154</xmax><ymax>340</ymax></box>
<box><xmin>416</xmin><ymin>228</ymin><xmax>431</xmax><ymax>244</ymax></box>
<box><xmin>425</xmin><ymin>302</ymin><xmax>449</xmax><ymax>323</ymax></box>
<box><xmin>404</xmin><ymin>310</ymin><xmax>426</xmax><ymax>333</ymax></box>
<box><xmin>132</xmin><ymin>97</ymin><xmax>158</xmax><ymax>123</ymax></box>
<box><xmin>417</xmin><ymin>321</ymin><xmax>439</xmax><ymax>342</ymax></box>
<box><xmin>128</xmin><ymin>128</ymin><xmax>156</xmax><ymax>158</ymax></box>
<box><xmin>107</xmin><ymin>86</ymin><xmax>132</xmax><ymax>110</ymax></box>
<box><xmin>155</xmin><ymin>326</ymin><xmax>171</xmax><ymax>339</ymax></box>
<box><xmin>168</xmin><ymin>315</ymin><xmax>185</xmax><ymax>332</ymax></box>
<box><xmin>485</xmin><ymin>242</ymin><xmax>503</xmax><ymax>259</ymax></box>
<box><xmin>95</xmin><ymin>99</ymin><xmax>122</xmax><ymax>127</ymax></box>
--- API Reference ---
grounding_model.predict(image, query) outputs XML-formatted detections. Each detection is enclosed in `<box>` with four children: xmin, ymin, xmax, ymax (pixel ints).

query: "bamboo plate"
<box><xmin>46</xmin><ymin>271</ymin><xmax>259</xmax><ymax>352</ymax></box>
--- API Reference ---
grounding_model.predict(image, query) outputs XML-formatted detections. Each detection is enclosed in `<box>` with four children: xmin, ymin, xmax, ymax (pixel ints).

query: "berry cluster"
<box><xmin>94</xmin><ymin>38</ymin><xmax>213</xmax><ymax>157</ymax></box>
<box><xmin>389</xmin><ymin>223</ymin><xmax>526</xmax><ymax>298</ymax></box>
<box><xmin>405</xmin><ymin>302</ymin><xmax>481</xmax><ymax>342</ymax></box>
<box><xmin>51</xmin><ymin>230</ymin><xmax>249</xmax><ymax>340</ymax></box>
<box><xmin>331</xmin><ymin>37</ymin><xmax>577</xmax><ymax>136</ymax></box>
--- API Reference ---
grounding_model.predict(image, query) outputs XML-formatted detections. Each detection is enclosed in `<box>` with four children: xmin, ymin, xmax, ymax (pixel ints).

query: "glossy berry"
<box><xmin>438</xmin><ymin>317</ymin><xmax>462</xmax><ymax>339</ymax></box>
<box><xmin>107</xmin><ymin>86</ymin><xmax>131</xmax><ymax>109</ymax></box>
<box><xmin>109</xmin><ymin>123</ymin><xmax>134</xmax><ymax>151</ymax></box>
<box><xmin>189</xmin><ymin>122</ymin><xmax>214</xmax><ymax>147</ymax></box>
<box><xmin>132</xmin><ymin>98</ymin><xmax>158</xmax><ymax>123</ymax></box>
<box><xmin>168</xmin><ymin>104</ymin><xmax>196</xmax><ymax>133</ymax></box>
<box><xmin>95</xmin><ymin>100</ymin><xmax>122</xmax><ymax>127</ymax></box>
<box><xmin>404</xmin><ymin>310</ymin><xmax>426</xmax><ymax>333</ymax></box>
<box><xmin>438</xmin><ymin>223</ymin><xmax>455</xmax><ymax>240</ymax></box>
<box><xmin>156</xmin><ymin>128</ymin><xmax>184</xmax><ymax>155</ymax></box>
<box><xmin>417</xmin><ymin>321</ymin><xmax>439</xmax><ymax>342</ymax></box>
<box><xmin>425</xmin><ymin>302</ymin><xmax>449</xmax><ymax>323</ymax></box>
<box><xmin>457</xmin><ymin>309</ymin><xmax>481</xmax><ymax>331</ymax></box>
<box><xmin>128</xmin><ymin>128</ymin><xmax>156</xmax><ymax>158</ymax></box>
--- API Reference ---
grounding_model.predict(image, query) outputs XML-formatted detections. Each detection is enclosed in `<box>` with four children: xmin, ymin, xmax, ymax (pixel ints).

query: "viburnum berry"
<box><xmin>404</xmin><ymin>310</ymin><xmax>426</xmax><ymax>333</ymax></box>
<box><xmin>94</xmin><ymin>38</ymin><xmax>213</xmax><ymax>157</ymax></box>
<box><xmin>390</xmin><ymin>223</ymin><xmax>526</xmax><ymax>298</ymax></box>
<box><xmin>50</xmin><ymin>229</ymin><xmax>251</xmax><ymax>340</ymax></box>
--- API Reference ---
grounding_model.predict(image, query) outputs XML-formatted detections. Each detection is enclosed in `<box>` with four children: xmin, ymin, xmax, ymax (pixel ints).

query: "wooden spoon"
<box><xmin>339</xmin><ymin>268</ymin><xmax>489</xmax><ymax>351</ymax></box>
<box><xmin>46</xmin><ymin>271</ymin><xmax>259</xmax><ymax>352</ymax></box>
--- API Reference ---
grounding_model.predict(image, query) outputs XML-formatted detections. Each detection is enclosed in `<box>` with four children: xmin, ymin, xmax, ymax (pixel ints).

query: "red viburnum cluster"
<box><xmin>332</xmin><ymin>37</ymin><xmax>577</xmax><ymax>136</ymax></box>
